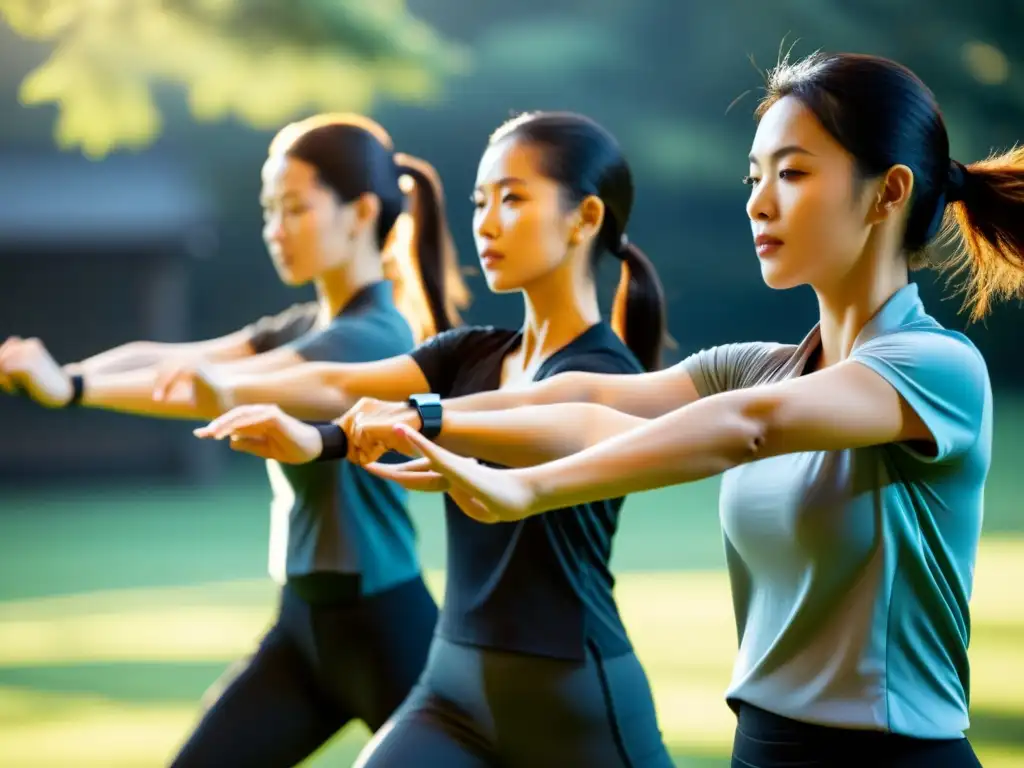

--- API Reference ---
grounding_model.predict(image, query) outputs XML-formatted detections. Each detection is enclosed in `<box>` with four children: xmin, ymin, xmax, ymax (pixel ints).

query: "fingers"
<box><xmin>153</xmin><ymin>367</ymin><xmax>191</xmax><ymax>401</ymax></box>
<box><xmin>347</xmin><ymin>408</ymin><xmax>414</xmax><ymax>464</ymax></box>
<box><xmin>228</xmin><ymin>435</ymin><xmax>276</xmax><ymax>459</ymax></box>
<box><xmin>447</xmin><ymin>485</ymin><xmax>500</xmax><ymax>524</ymax></box>
<box><xmin>391</xmin><ymin>424</ymin><xmax>471</xmax><ymax>474</ymax></box>
<box><xmin>364</xmin><ymin>463</ymin><xmax>451</xmax><ymax>492</ymax></box>
<box><xmin>194</xmin><ymin>404</ymin><xmax>280</xmax><ymax>439</ymax></box>
<box><xmin>390</xmin><ymin>457</ymin><xmax>434</xmax><ymax>473</ymax></box>
<box><xmin>0</xmin><ymin>336</ymin><xmax>21</xmax><ymax>367</ymax></box>
<box><xmin>0</xmin><ymin>339</ymin><xmax>19</xmax><ymax>394</ymax></box>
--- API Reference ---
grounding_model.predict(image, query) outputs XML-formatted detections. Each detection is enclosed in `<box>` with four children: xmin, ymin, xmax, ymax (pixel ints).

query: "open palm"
<box><xmin>364</xmin><ymin>425</ymin><xmax>540</xmax><ymax>524</ymax></box>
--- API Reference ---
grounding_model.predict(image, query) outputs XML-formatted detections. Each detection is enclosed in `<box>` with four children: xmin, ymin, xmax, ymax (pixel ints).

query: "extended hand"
<box><xmin>154</xmin><ymin>361</ymin><xmax>234</xmax><ymax>416</ymax></box>
<box><xmin>365</xmin><ymin>425</ymin><xmax>541</xmax><ymax>524</ymax></box>
<box><xmin>340</xmin><ymin>397</ymin><xmax>422</xmax><ymax>465</ymax></box>
<box><xmin>194</xmin><ymin>404</ymin><xmax>323</xmax><ymax>464</ymax></box>
<box><xmin>0</xmin><ymin>337</ymin><xmax>73</xmax><ymax>407</ymax></box>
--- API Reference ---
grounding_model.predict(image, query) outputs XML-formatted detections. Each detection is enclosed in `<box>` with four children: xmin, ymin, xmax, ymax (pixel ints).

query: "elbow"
<box><xmin>729</xmin><ymin>395</ymin><xmax>776</xmax><ymax>464</ymax></box>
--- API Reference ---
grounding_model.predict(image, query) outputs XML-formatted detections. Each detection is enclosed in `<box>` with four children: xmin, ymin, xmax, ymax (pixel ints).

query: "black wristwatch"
<box><xmin>408</xmin><ymin>393</ymin><xmax>443</xmax><ymax>439</ymax></box>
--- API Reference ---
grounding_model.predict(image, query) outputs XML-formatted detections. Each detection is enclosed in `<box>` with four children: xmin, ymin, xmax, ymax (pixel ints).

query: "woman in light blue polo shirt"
<box><xmin>336</xmin><ymin>53</ymin><xmax>1024</xmax><ymax>766</ymax></box>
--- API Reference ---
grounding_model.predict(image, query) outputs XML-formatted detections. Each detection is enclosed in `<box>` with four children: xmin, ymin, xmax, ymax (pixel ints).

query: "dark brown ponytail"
<box><xmin>394</xmin><ymin>153</ymin><xmax>470</xmax><ymax>339</ymax></box>
<box><xmin>610</xmin><ymin>241</ymin><xmax>667</xmax><ymax>371</ymax></box>
<box><xmin>935</xmin><ymin>146</ymin><xmax>1024</xmax><ymax>320</ymax></box>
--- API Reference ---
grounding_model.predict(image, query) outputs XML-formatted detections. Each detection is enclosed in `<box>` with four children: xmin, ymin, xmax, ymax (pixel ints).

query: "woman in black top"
<box><xmin>0</xmin><ymin>114</ymin><xmax>467</xmax><ymax>768</ymax></box>
<box><xmin>192</xmin><ymin>112</ymin><xmax>675</xmax><ymax>767</ymax></box>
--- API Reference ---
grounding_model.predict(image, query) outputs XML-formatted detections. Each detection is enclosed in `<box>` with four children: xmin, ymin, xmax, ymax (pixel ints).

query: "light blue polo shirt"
<box><xmin>680</xmin><ymin>282</ymin><xmax>992</xmax><ymax>738</ymax></box>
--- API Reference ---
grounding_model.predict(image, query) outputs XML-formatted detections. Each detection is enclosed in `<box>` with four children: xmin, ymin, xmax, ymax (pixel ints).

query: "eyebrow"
<box><xmin>747</xmin><ymin>145</ymin><xmax>815</xmax><ymax>164</ymax></box>
<box><xmin>261</xmin><ymin>191</ymin><xmax>304</xmax><ymax>205</ymax></box>
<box><xmin>473</xmin><ymin>176</ymin><xmax>528</xmax><ymax>192</ymax></box>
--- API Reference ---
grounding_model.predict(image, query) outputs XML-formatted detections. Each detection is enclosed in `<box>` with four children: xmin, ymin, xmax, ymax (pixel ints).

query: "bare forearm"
<box><xmin>442</xmin><ymin>372</ymin><xmax>598</xmax><ymax>414</ymax></box>
<box><xmin>70</xmin><ymin>331</ymin><xmax>254</xmax><ymax>376</ymax></box>
<box><xmin>227</xmin><ymin>365</ymin><xmax>355</xmax><ymax>420</ymax></box>
<box><xmin>226</xmin><ymin>355</ymin><xmax>428</xmax><ymax>422</ymax></box>
<box><xmin>82</xmin><ymin>370</ymin><xmax>215</xmax><ymax>420</ymax></box>
<box><xmin>438</xmin><ymin>404</ymin><xmax>646</xmax><ymax>467</ymax></box>
<box><xmin>442</xmin><ymin>366</ymin><xmax>698</xmax><ymax>420</ymax></box>
<box><xmin>522</xmin><ymin>393</ymin><xmax>763</xmax><ymax>510</ymax></box>
<box><xmin>69</xmin><ymin>342</ymin><xmax>175</xmax><ymax>376</ymax></box>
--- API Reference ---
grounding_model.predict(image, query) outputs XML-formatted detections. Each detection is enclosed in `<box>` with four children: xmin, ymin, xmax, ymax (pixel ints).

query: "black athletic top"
<box><xmin>410</xmin><ymin>322</ymin><xmax>643</xmax><ymax>661</ymax></box>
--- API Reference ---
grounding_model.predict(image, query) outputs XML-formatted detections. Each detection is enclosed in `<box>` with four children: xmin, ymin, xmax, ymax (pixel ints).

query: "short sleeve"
<box><xmin>679</xmin><ymin>342</ymin><xmax>792</xmax><ymax>397</ymax></box>
<box><xmin>851</xmin><ymin>330</ymin><xmax>990</xmax><ymax>462</ymax></box>
<box><xmin>409</xmin><ymin>326</ymin><xmax>499</xmax><ymax>397</ymax></box>
<box><xmin>287</xmin><ymin>316</ymin><xmax>414</xmax><ymax>365</ymax></box>
<box><xmin>545</xmin><ymin>349</ymin><xmax>642</xmax><ymax>377</ymax></box>
<box><xmin>245</xmin><ymin>303</ymin><xmax>319</xmax><ymax>354</ymax></box>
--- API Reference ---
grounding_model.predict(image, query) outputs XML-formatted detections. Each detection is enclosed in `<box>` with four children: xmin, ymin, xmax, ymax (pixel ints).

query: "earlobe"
<box><xmin>882</xmin><ymin>164</ymin><xmax>914</xmax><ymax>212</ymax></box>
<box><xmin>869</xmin><ymin>165</ymin><xmax>913</xmax><ymax>224</ymax></box>
<box><xmin>576</xmin><ymin>195</ymin><xmax>606</xmax><ymax>242</ymax></box>
<box><xmin>354</xmin><ymin>192</ymin><xmax>382</xmax><ymax>234</ymax></box>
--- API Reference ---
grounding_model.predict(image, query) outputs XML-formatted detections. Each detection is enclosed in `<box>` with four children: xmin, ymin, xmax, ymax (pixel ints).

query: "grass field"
<box><xmin>1</xmin><ymin>396</ymin><xmax>1022</xmax><ymax>766</ymax></box>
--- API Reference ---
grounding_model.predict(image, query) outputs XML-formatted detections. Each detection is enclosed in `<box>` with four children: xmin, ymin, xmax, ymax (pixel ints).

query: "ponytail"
<box><xmin>393</xmin><ymin>153</ymin><xmax>471</xmax><ymax>340</ymax></box>
<box><xmin>609</xmin><ymin>241</ymin><xmax>668</xmax><ymax>372</ymax></box>
<box><xmin>932</xmin><ymin>145</ymin><xmax>1024</xmax><ymax>321</ymax></box>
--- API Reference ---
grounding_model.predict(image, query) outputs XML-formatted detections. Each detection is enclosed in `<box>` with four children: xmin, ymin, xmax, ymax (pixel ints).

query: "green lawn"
<box><xmin>0</xmin><ymin>394</ymin><xmax>1022</xmax><ymax>766</ymax></box>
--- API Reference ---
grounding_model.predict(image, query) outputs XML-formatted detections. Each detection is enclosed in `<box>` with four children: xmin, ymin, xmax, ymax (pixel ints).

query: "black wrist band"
<box><xmin>408</xmin><ymin>393</ymin><xmax>443</xmax><ymax>440</ymax></box>
<box><xmin>66</xmin><ymin>374</ymin><xmax>85</xmax><ymax>407</ymax></box>
<box><xmin>312</xmin><ymin>423</ymin><xmax>348</xmax><ymax>462</ymax></box>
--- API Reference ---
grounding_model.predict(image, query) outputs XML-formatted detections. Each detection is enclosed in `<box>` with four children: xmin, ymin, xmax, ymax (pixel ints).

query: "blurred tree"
<box><xmin>0</xmin><ymin>0</ymin><xmax>469</xmax><ymax>157</ymax></box>
<box><xmin>445</xmin><ymin>0</ymin><xmax>1023</xmax><ymax>191</ymax></box>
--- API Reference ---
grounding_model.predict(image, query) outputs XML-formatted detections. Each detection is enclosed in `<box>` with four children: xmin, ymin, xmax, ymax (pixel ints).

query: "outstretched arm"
<box><xmin>207</xmin><ymin>355</ymin><xmax>431</xmax><ymax>421</ymax></box>
<box><xmin>367</xmin><ymin>357</ymin><xmax>953</xmax><ymax>522</ymax></box>
<box><xmin>65</xmin><ymin>329</ymin><xmax>256</xmax><ymax>376</ymax></box>
<box><xmin>0</xmin><ymin>336</ymin><xmax>304</xmax><ymax>421</ymax></box>
<box><xmin>439</xmin><ymin>360</ymin><xmax>700</xmax><ymax>419</ymax></box>
<box><xmin>342</xmin><ymin>356</ymin><xmax>701</xmax><ymax>467</ymax></box>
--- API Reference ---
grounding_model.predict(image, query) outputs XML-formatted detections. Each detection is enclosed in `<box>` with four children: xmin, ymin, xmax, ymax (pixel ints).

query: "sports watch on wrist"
<box><xmin>407</xmin><ymin>393</ymin><xmax>443</xmax><ymax>439</ymax></box>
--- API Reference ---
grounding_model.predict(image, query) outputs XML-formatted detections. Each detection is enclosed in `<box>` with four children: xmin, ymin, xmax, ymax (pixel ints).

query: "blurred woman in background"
<box><xmin>0</xmin><ymin>113</ymin><xmax>468</xmax><ymax>768</ymax></box>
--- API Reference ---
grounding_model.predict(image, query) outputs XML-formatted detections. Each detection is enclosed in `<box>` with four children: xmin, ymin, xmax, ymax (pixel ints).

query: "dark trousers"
<box><xmin>732</xmin><ymin>702</ymin><xmax>983</xmax><ymax>768</ymax></box>
<box><xmin>355</xmin><ymin>638</ymin><xmax>674</xmax><ymax>768</ymax></box>
<box><xmin>169</xmin><ymin>575</ymin><xmax>438</xmax><ymax>768</ymax></box>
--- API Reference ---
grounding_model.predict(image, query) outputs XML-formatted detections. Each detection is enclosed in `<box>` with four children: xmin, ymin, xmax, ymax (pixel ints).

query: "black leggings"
<box><xmin>354</xmin><ymin>638</ymin><xmax>674</xmax><ymax>768</ymax></box>
<box><xmin>169</xmin><ymin>576</ymin><xmax>438</xmax><ymax>768</ymax></box>
<box><xmin>732</xmin><ymin>702</ymin><xmax>982</xmax><ymax>768</ymax></box>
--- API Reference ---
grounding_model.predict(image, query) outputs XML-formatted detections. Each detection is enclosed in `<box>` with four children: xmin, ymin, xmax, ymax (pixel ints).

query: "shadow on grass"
<box><xmin>969</xmin><ymin>708</ymin><xmax>1024</xmax><ymax>749</ymax></box>
<box><xmin>0</xmin><ymin>662</ymin><xmax>226</xmax><ymax>705</ymax></box>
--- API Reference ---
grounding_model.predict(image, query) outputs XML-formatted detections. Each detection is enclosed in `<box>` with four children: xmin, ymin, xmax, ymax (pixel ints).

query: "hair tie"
<box><xmin>946</xmin><ymin>160</ymin><xmax>969</xmax><ymax>204</ymax></box>
<box><xmin>615</xmin><ymin>233</ymin><xmax>629</xmax><ymax>260</ymax></box>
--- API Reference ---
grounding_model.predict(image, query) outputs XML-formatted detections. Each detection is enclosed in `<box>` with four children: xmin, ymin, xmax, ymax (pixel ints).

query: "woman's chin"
<box><xmin>759</xmin><ymin>262</ymin><xmax>801</xmax><ymax>291</ymax></box>
<box><xmin>481</xmin><ymin>271</ymin><xmax>520</xmax><ymax>294</ymax></box>
<box><xmin>276</xmin><ymin>266</ymin><xmax>311</xmax><ymax>287</ymax></box>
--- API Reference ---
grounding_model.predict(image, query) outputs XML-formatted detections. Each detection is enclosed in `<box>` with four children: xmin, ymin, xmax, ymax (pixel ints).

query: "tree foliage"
<box><xmin>0</xmin><ymin>0</ymin><xmax>469</xmax><ymax>156</ymax></box>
